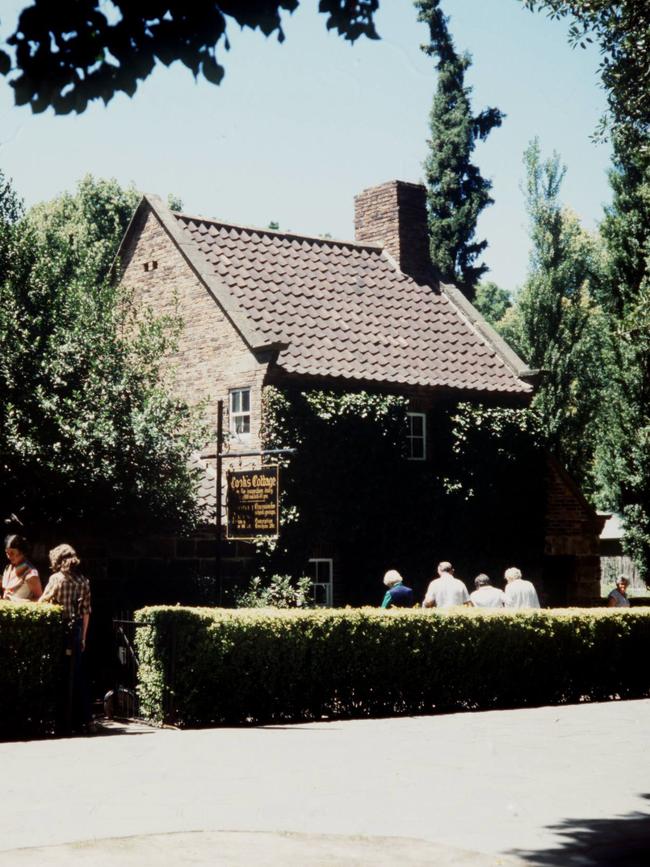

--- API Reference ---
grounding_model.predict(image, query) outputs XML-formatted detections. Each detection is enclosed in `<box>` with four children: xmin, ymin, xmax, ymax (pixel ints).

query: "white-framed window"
<box><xmin>407</xmin><ymin>412</ymin><xmax>426</xmax><ymax>460</ymax></box>
<box><xmin>307</xmin><ymin>558</ymin><xmax>333</xmax><ymax>608</ymax></box>
<box><xmin>229</xmin><ymin>388</ymin><xmax>251</xmax><ymax>439</ymax></box>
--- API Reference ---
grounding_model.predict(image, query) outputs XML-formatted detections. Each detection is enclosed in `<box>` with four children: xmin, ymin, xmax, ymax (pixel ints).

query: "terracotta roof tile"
<box><xmin>173</xmin><ymin>213</ymin><xmax>532</xmax><ymax>396</ymax></box>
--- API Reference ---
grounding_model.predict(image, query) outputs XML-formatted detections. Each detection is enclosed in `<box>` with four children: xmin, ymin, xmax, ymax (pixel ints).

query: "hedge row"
<box><xmin>0</xmin><ymin>602</ymin><xmax>65</xmax><ymax>739</ymax></box>
<box><xmin>134</xmin><ymin>606</ymin><xmax>650</xmax><ymax>727</ymax></box>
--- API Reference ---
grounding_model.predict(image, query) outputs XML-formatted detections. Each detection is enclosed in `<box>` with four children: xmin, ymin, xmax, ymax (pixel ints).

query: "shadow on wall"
<box><xmin>510</xmin><ymin>794</ymin><xmax>650</xmax><ymax>865</ymax></box>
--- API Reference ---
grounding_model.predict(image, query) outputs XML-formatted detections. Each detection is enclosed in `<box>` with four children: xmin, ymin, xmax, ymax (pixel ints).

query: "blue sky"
<box><xmin>0</xmin><ymin>1</ymin><xmax>610</xmax><ymax>293</ymax></box>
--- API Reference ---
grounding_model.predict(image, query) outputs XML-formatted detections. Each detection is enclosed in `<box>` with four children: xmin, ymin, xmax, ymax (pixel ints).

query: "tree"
<box><xmin>0</xmin><ymin>175</ymin><xmax>206</xmax><ymax>535</ymax></box>
<box><xmin>596</xmin><ymin>128</ymin><xmax>650</xmax><ymax>575</ymax></box>
<box><xmin>500</xmin><ymin>140</ymin><xmax>607</xmax><ymax>488</ymax></box>
<box><xmin>473</xmin><ymin>281</ymin><xmax>511</xmax><ymax>326</ymax></box>
<box><xmin>521</xmin><ymin>1</ymin><xmax>649</xmax><ymax>138</ymax></box>
<box><xmin>0</xmin><ymin>1</ymin><xmax>380</xmax><ymax>115</ymax></box>
<box><xmin>416</xmin><ymin>0</ymin><xmax>504</xmax><ymax>299</ymax></box>
<box><xmin>520</xmin><ymin>4</ymin><xmax>649</xmax><ymax>574</ymax></box>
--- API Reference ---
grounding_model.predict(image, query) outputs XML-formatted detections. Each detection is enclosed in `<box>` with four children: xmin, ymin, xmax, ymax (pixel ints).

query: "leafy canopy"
<box><xmin>0</xmin><ymin>1</ymin><xmax>380</xmax><ymax>115</ymax></box>
<box><xmin>595</xmin><ymin>129</ymin><xmax>650</xmax><ymax>575</ymax></box>
<box><xmin>499</xmin><ymin>140</ymin><xmax>607</xmax><ymax>490</ymax></box>
<box><xmin>0</xmin><ymin>172</ymin><xmax>206</xmax><ymax>535</ymax></box>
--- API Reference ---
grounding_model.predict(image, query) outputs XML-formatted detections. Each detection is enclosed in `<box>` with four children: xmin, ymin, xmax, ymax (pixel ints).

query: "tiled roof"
<box><xmin>170</xmin><ymin>210</ymin><xmax>532</xmax><ymax>396</ymax></box>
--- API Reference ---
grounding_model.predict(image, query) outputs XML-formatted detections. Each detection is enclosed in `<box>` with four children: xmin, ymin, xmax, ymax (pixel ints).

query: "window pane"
<box><xmin>231</xmin><ymin>391</ymin><xmax>241</xmax><ymax>413</ymax></box>
<box><xmin>316</xmin><ymin>561</ymin><xmax>331</xmax><ymax>581</ymax></box>
<box><xmin>241</xmin><ymin>389</ymin><xmax>251</xmax><ymax>412</ymax></box>
<box><xmin>410</xmin><ymin>414</ymin><xmax>424</xmax><ymax>436</ymax></box>
<box><xmin>235</xmin><ymin>416</ymin><xmax>250</xmax><ymax>434</ymax></box>
<box><xmin>411</xmin><ymin>438</ymin><xmax>425</xmax><ymax>460</ymax></box>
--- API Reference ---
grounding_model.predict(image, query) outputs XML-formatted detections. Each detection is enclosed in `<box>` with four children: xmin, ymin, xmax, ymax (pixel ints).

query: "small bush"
<box><xmin>0</xmin><ymin>602</ymin><xmax>65</xmax><ymax>739</ymax></box>
<box><xmin>234</xmin><ymin>574</ymin><xmax>312</xmax><ymax>608</ymax></box>
<box><xmin>134</xmin><ymin>606</ymin><xmax>650</xmax><ymax>727</ymax></box>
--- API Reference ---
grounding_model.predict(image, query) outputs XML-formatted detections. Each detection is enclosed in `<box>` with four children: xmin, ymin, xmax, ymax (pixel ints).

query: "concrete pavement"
<box><xmin>1</xmin><ymin>700</ymin><xmax>650</xmax><ymax>865</ymax></box>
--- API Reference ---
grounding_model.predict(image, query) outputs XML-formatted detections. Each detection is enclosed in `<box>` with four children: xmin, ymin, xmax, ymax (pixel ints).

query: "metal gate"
<box><xmin>105</xmin><ymin>618</ymin><xmax>145</xmax><ymax>722</ymax></box>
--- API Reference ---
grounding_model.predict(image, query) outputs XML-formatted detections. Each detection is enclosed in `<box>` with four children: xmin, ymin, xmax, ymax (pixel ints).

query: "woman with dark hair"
<box><xmin>2</xmin><ymin>534</ymin><xmax>42</xmax><ymax>601</ymax></box>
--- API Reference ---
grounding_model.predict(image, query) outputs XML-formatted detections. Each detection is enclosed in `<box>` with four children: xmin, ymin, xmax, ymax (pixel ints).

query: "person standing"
<box><xmin>423</xmin><ymin>561</ymin><xmax>470</xmax><ymax>608</ymax></box>
<box><xmin>607</xmin><ymin>576</ymin><xmax>631</xmax><ymax>608</ymax></box>
<box><xmin>380</xmin><ymin>569</ymin><xmax>415</xmax><ymax>608</ymax></box>
<box><xmin>504</xmin><ymin>567</ymin><xmax>540</xmax><ymax>609</ymax></box>
<box><xmin>39</xmin><ymin>544</ymin><xmax>92</xmax><ymax>732</ymax></box>
<box><xmin>2</xmin><ymin>534</ymin><xmax>42</xmax><ymax>601</ymax></box>
<box><xmin>469</xmin><ymin>574</ymin><xmax>505</xmax><ymax>608</ymax></box>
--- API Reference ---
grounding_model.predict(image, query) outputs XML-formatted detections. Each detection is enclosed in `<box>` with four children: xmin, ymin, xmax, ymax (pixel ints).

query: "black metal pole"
<box><xmin>215</xmin><ymin>399</ymin><xmax>223</xmax><ymax>606</ymax></box>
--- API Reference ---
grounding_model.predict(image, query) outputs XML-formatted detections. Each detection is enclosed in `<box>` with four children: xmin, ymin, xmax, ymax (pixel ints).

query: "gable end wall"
<box><xmin>119</xmin><ymin>206</ymin><xmax>268</xmax><ymax>446</ymax></box>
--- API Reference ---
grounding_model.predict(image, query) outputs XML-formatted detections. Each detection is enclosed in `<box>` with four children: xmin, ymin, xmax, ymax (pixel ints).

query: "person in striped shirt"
<box><xmin>2</xmin><ymin>534</ymin><xmax>42</xmax><ymax>601</ymax></box>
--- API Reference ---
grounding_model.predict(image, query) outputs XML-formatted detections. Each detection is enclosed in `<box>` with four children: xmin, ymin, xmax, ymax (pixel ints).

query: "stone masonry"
<box><xmin>119</xmin><ymin>205</ymin><xmax>268</xmax><ymax>449</ymax></box>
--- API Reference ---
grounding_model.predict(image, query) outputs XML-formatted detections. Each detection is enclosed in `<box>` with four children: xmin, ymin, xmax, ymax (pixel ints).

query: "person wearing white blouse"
<box><xmin>504</xmin><ymin>566</ymin><xmax>540</xmax><ymax>609</ymax></box>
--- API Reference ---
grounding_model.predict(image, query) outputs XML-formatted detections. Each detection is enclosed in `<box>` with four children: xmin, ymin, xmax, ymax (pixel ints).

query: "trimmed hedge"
<box><xmin>0</xmin><ymin>602</ymin><xmax>66</xmax><ymax>739</ymax></box>
<box><xmin>134</xmin><ymin>606</ymin><xmax>650</xmax><ymax>727</ymax></box>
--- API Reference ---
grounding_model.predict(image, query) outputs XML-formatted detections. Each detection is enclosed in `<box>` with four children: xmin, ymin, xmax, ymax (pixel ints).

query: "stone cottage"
<box><xmin>115</xmin><ymin>180</ymin><xmax>604</xmax><ymax>605</ymax></box>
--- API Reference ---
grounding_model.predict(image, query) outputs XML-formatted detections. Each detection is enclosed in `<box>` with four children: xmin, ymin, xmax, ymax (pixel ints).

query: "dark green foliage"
<box><xmin>259</xmin><ymin>386</ymin><xmax>545</xmax><ymax>600</ymax></box>
<box><xmin>0</xmin><ymin>1</ymin><xmax>379</xmax><ymax>115</ymax></box>
<box><xmin>0</xmin><ymin>174</ymin><xmax>206</xmax><ymax>536</ymax></box>
<box><xmin>416</xmin><ymin>0</ymin><xmax>504</xmax><ymax>298</ymax></box>
<box><xmin>473</xmin><ymin>281</ymin><xmax>512</xmax><ymax>326</ymax></box>
<box><xmin>135</xmin><ymin>605</ymin><xmax>650</xmax><ymax>726</ymax></box>
<box><xmin>0</xmin><ymin>603</ymin><xmax>65</xmax><ymax>739</ymax></box>
<box><xmin>596</xmin><ymin>131</ymin><xmax>650</xmax><ymax>576</ymax></box>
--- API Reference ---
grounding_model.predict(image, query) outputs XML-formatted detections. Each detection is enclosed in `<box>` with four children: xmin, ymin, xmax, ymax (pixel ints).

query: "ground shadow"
<box><xmin>510</xmin><ymin>794</ymin><xmax>650</xmax><ymax>866</ymax></box>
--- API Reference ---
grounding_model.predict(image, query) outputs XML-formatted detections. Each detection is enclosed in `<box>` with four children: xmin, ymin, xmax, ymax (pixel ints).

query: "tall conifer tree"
<box><xmin>416</xmin><ymin>0</ymin><xmax>503</xmax><ymax>299</ymax></box>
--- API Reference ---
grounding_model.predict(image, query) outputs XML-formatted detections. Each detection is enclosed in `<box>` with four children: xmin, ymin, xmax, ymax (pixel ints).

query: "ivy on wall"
<box><xmin>257</xmin><ymin>385</ymin><xmax>545</xmax><ymax>600</ymax></box>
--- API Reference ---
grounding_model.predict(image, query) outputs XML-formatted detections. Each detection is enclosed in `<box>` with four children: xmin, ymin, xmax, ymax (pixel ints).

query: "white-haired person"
<box><xmin>469</xmin><ymin>573</ymin><xmax>505</xmax><ymax>608</ymax></box>
<box><xmin>503</xmin><ymin>566</ymin><xmax>540</xmax><ymax>609</ymax></box>
<box><xmin>380</xmin><ymin>569</ymin><xmax>415</xmax><ymax>608</ymax></box>
<box><xmin>423</xmin><ymin>561</ymin><xmax>470</xmax><ymax>609</ymax></box>
<box><xmin>607</xmin><ymin>575</ymin><xmax>631</xmax><ymax>608</ymax></box>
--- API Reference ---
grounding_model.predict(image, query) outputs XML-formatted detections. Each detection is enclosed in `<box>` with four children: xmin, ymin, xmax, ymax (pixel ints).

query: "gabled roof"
<box><xmin>129</xmin><ymin>195</ymin><xmax>534</xmax><ymax>397</ymax></box>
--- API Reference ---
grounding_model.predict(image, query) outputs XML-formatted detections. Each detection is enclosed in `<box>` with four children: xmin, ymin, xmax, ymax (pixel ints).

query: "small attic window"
<box><xmin>143</xmin><ymin>260</ymin><xmax>158</xmax><ymax>272</ymax></box>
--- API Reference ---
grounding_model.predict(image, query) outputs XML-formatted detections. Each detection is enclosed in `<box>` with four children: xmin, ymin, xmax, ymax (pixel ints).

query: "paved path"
<box><xmin>1</xmin><ymin>700</ymin><xmax>650</xmax><ymax>865</ymax></box>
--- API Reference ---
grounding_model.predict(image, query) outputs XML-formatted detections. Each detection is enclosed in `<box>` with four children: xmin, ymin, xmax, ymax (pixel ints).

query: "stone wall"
<box><xmin>119</xmin><ymin>204</ymin><xmax>268</xmax><ymax>445</ymax></box>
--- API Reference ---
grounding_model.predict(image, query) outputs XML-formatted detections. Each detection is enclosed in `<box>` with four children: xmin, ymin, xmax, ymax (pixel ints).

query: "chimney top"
<box><xmin>354</xmin><ymin>180</ymin><xmax>433</xmax><ymax>284</ymax></box>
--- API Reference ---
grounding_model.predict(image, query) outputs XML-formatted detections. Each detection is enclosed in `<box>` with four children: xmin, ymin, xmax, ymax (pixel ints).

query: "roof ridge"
<box><xmin>439</xmin><ymin>282</ymin><xmax>537</xmax><ymax>388</ymax></box>
<box><xmin>173</xmin><ymin>211</ymin><xmax>383</xmax><ymax>253</ymax></box>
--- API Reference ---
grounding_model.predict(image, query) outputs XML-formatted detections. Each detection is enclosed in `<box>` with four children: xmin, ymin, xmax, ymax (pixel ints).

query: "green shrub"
<box><xmin>0</xmin><ymin>602</ymin><xmax>65</xmax><ymax>739</ymax></box>
<box><xmin>134</xmin><ymin>606</ymin><xmax>650</xmax><ymax>727</ymax></box>
<box><xmin>234</xmin><ymin>574</ymin><xmax>313</xmax><ymax>608</ymax></box>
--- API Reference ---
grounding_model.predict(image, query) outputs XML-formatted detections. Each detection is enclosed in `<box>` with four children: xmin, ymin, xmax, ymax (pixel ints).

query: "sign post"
<box><xmin>226</xmin><ymin>466</ymin><xmax>279</xmax><ymax>540</ymax></box>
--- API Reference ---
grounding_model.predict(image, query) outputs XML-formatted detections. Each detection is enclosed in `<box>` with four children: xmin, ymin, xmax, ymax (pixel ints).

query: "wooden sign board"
<box><xmin>226</xmin><ymin>466</ymin><xmax>279</xmax><ymax>540</ymax></box>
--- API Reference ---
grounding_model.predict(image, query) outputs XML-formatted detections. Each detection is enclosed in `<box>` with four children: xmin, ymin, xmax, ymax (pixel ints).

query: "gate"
<box><xmin>104</xmin><ymin>618</ymin><xmax>146</xmax><ymax>722</ymax></box>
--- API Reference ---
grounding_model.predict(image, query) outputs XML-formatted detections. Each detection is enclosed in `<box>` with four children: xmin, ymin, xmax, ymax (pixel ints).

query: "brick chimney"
<box><xmin>354</xmin><ymin>180</ymin><xmax>433</xmax><ymax>283</ymax></box>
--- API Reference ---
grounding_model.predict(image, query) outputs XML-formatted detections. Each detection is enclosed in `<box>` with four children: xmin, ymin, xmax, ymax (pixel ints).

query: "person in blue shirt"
<box><xmin>380</xmin><ymin>569</ymin><xmax>415</xmax><ymax>608</ymax></box>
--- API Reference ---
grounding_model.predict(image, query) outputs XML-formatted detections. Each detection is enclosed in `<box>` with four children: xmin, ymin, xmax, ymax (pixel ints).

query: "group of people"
<box><xmin>2</xmin><ymin>533</ymin><xmax>93</xmax><ymax>731</ymax></box>
<box><xmin>381</xmin><ymin>561</ymin><xmax>541</xmax><ymax>609</ymax></box>
<box><xmin>2</xmin><ymin>534</ymin><xmax>92</xmax><ymax>645</ymax></box>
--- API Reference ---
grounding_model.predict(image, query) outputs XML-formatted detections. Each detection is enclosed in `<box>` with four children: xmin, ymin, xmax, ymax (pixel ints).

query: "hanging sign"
<box><xmin>226</xmin><ymin>465</ymin><xmax>280</xmax><ymax>540</ymax></box>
